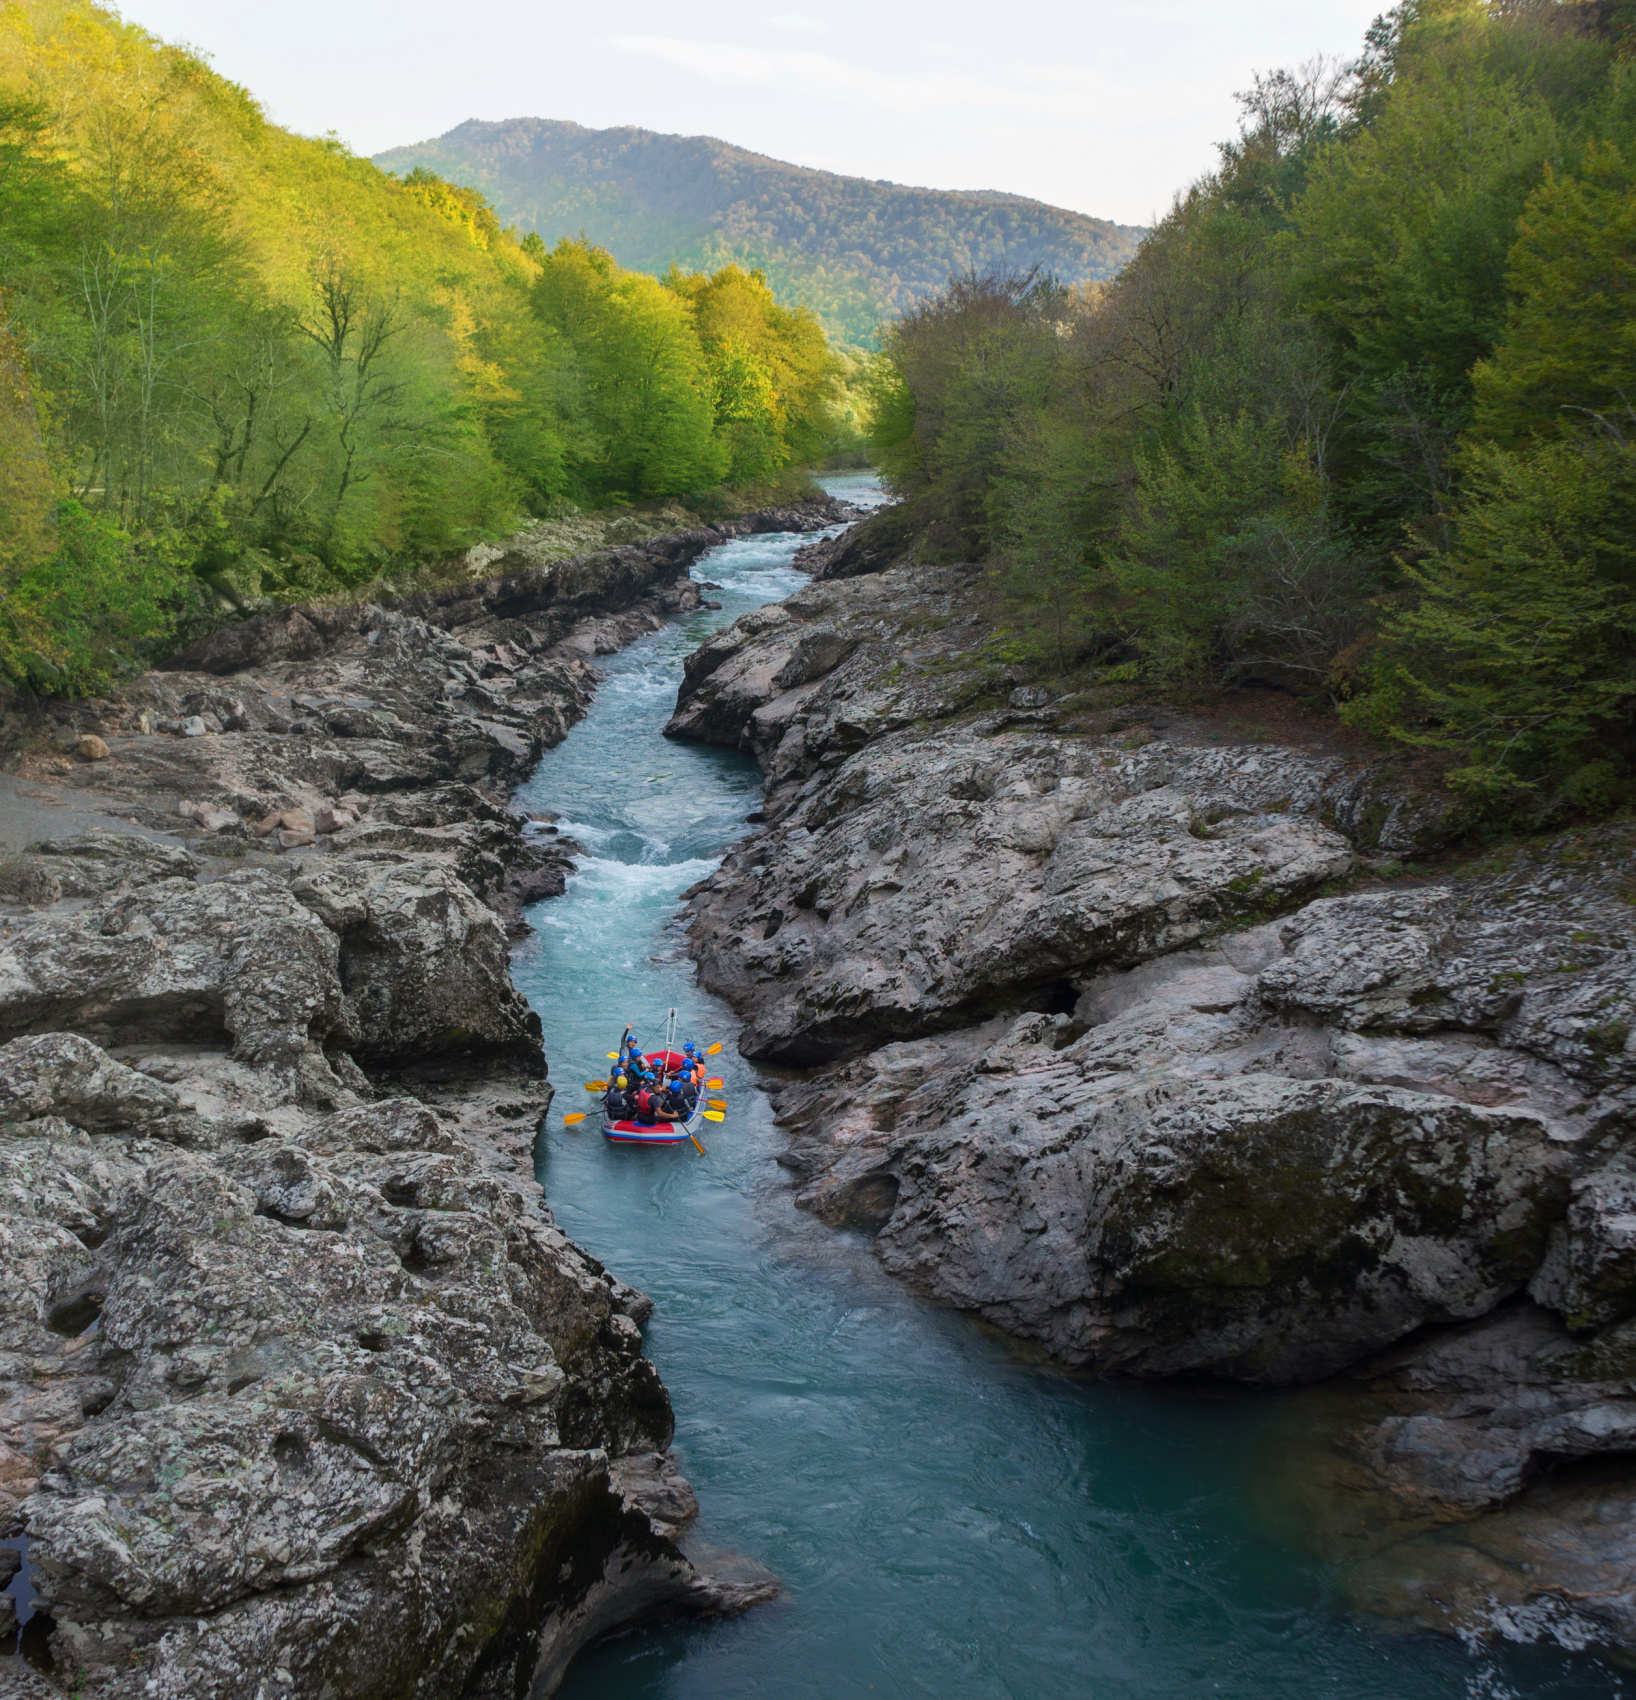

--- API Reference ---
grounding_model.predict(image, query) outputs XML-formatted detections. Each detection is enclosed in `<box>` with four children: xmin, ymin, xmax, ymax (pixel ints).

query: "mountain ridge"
<box><xmin>374</xmin><ymin>117</ymin><xmax>1144</xmax><ymax>346</ymax></box>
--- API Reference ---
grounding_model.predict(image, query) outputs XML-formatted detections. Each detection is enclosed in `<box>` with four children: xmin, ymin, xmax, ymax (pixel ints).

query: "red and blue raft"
<box><xmin>601</xmin><ymin>1051</ymin><xmax>704</xmax><ymax>1146</ymax></box>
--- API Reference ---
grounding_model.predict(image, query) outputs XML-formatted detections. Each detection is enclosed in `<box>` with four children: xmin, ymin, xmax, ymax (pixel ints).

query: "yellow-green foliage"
<box><xmin>664</xmin><ymin>264</ymin><xmax>840</xmax><ymax>480</ymax></box>
<box><xmin>0</xmin><ymin>0</ymin><xmax>848</xmax><ymax>693</ymax></box>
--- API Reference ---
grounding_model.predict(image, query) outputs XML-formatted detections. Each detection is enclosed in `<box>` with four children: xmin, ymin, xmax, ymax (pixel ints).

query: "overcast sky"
<box><xmin>121</xmin><ymin>0</ymin><xmax>1385</xmax><ymax>227</ymax></box>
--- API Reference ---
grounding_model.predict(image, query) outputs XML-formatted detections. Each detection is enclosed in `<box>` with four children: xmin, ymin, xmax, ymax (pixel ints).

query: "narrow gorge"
<box><xmin>3</xmin><ymin>488</ymin><xmax>1632</xmax><ymax>1700</ymax></box>
<box><xmin>0</xmin><ymin>498</ymin><xmax>848</xmax><ymax>1699</ymax></box>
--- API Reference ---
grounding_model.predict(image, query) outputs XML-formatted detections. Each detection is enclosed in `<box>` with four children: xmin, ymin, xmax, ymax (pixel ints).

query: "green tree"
<box><xmin>533</xmin><ymin>238</ymin><xmax>724</xmax><ymax>498</ymax></box>
<box><xmin>1473</xmin><ymin>138</ymin><xmax>1636</xmax><ymax>442</ymax></box>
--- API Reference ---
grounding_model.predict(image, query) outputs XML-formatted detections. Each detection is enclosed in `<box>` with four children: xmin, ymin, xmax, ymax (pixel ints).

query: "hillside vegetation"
<box><xmin>869</xmin><ymin>0</ymin><xmax>1636</xmax><ymax>826</ymax></box>
<box><xmin>0</xmin><ymin>2</ymin><xmax>845</xmax><ymax>695</ymax></box>
<box><xmin>373</xmin><ymin>118</ymin><xmax>1144</xmax><ymax>350</ymax></box>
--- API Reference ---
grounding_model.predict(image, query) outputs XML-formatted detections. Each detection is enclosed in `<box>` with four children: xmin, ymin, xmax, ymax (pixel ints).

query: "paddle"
<box><xmin>706</xmin><ymin>1077</ymin><xmax>724</xmax><ymax>1089</ymax></box>
<box><xmin>605</xmin><ymin>1052</ymin><xmax>620</xmax><ymax>1060</ymax></box>
<box><xmin>563</xmin><ymin>1112</ymin><xmax>587</xmax><ymax>1126</ymax></box>
<box><xmin>703</xmin><ymin>1110</ymin><xmax>725</xmax><ymax>1122</ymax></box>
<box><xmin>706</xmin><ymin>1042</ymin><xmax>723</xmax><ymax>1054</ymax></box>
<box><xmin>690</xmin><ymin>1133</ymin><xmax>707</xmax><ymax>1155</ymax></box>
<box><xmin>707</xmin><ymin>1099</ymin><xmax>727</xmax><ymax>1110</ymax></box>
<box><xmin>584</xmin><ymin>1081</ymin><xmax>607</xmax><ymax>1091</ymax></box>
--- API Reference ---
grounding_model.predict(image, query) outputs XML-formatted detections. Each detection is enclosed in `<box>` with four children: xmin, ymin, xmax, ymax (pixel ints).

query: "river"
<box><xmin>507</xmin><ymin>476</ymin><xmax>1621</xmax><ymax>1700</ymax></box>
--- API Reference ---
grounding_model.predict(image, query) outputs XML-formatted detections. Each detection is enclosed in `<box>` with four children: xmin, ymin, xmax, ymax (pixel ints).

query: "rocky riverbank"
<box><xmin>0</xmin><ymin>497</ymin><xmax>851</xmax><ymax>1697</ymax></box>
<box><xmin>666</xmin><ymin>512</ymin><xmax>1636</xmax><ymax>1651</ymax></box>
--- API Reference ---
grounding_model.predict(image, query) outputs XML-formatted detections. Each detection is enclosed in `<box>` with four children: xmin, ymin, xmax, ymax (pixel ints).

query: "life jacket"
<box><xmin>633</xmin><ymin>1087</ymin><xmax>655</xmax><ymax>1118</ymax></box>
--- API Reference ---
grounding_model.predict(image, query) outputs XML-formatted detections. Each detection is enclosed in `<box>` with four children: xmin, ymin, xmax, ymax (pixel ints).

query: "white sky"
<box><xmin>119</xmin><ymin>0</ymin><xmax>1386</xmax><ymax>227</ymax></box>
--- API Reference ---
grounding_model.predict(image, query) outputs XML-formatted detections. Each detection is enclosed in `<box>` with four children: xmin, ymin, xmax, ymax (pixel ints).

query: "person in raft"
<box><xmin>606</xmin><ymin>1028</ymin><xmax>702</xmax><ymax>1125</ymax></box>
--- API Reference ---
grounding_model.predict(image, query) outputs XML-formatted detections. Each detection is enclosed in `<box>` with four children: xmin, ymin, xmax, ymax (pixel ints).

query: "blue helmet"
<box><xmin>684</xmin><ymin>1043</ymin><xmax>699</xmax><ymax>1058</ymax></box>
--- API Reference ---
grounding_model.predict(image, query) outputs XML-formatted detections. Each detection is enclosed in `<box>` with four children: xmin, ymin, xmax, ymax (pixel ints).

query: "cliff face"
<box><xmin>0</xmin><ymin>506</ymin><xmax>846</xmax><ymax>1696</ymax></box>
<box><xmin>666</xmin><ymin>529</ymin><xmax>1636</xmax><ymax>1650</ymax></box>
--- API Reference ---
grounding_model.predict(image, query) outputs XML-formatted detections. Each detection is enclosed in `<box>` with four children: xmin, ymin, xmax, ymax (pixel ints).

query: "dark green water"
<box><xmin>509</xmin><ymin>477</ymin><xmax>1622</xmax><ymax>1700</ymax></box>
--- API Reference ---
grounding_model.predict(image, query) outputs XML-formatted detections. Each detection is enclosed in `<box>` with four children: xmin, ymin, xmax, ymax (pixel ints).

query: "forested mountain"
<box><xmin>0</xmin><ymin>3</ymin><xmax>843</xmax><ymax>695</ymax></box>
<box><xmin>868</xmin><ymin>0</ymin><xmax>1636</xmax><ymax>825</ymax></box>
<box><xmin>374</xmin><ymin>119</ymin><xmax>1144</xmax><ymax>348</ymax></box>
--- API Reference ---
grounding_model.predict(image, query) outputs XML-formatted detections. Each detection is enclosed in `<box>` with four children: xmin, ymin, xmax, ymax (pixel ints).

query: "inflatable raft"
<box><xmin>601</xmin><ymin>1049</ymin><xmax>705</xmax><ymax>1146</ymax></box>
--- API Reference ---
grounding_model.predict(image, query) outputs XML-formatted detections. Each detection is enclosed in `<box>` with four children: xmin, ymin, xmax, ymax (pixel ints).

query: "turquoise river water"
<box><xmin>508</xmin><ymin>477</ymin><xmax>1623</xmax><ymax>1700</ymax></box>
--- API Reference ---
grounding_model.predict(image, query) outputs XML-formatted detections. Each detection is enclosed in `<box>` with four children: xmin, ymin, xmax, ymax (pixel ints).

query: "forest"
<box><xmin>0</xmin><ymin>1</ymin><xmax>845</xmax><ymax>696</ymax></box>
<box><xmin>869</xmin><ymin>0</ymin><xmax>1636</xmax><ymax>824</ymax></box>
<box><xmin>376</xmin><ymin>118</ymin><xmax>1144</xmax><ymax>352</ymax></box>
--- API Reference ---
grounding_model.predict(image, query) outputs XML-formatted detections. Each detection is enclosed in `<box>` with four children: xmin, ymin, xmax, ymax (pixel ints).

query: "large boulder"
<box><xmin>290</xmin><ymin>859</ymin><xmax>543</xmax><ymax>1072</ymax></box>
<box><xmin>0</xmin><ymin>869</ymin><xmax>345</xmax><ymax>1064</ymax></box>
<box><xmin>0</xmin><ymin>1032</ymin><xmax>179</xmax><ymax>1129</ymax></box>
<box><xmin>874</xmin><ymin>1060</ymin><xmax>1568</xmax><ymax>1381</ymax></box>
<box><xmin>770</xmin><ymin>825</ymin><xmax>1636</xmax><ymax>1383</ymax></box>
<box><xmin>690</xmin><ymin>728</ymin><xmax>1356</xmax><ymax>1064</ymax></box>
<box><xmin>3</xmin><ymin>1043</ymin><xmax>738</xmax><ymax>1699</ymax></box>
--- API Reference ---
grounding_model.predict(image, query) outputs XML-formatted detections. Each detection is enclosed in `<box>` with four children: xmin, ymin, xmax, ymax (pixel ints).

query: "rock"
<box><xmin>290</xmin><ymin>855</ymin><xmax>543</xmax><ymax>1073</ymax></box>
<box><xmin>8</xmin><ymin>834</ymin><xmax>198</xmax><ymax>898</ymax></box>
<box><xmin>0</xmin><ymin>857</ymin><xmax>61</xmax><ymax>908</ymax></box>
<box><xmin>0</xmin><ymin>1033</ymin><xmax>178</xmax><ymax>1129</ymax></box>
<box><xmin>0</xmin><ymin>869</ymin><xmax>346</xmax><ymax>1066</ymax></box>
<box><xmin>871</xmin><ymin>1067</ymin><xmax>1567</xmax><ymax>1380</ymax></box>
<box><xmin>1530</xmin><ymin>1163</ymin><xmax>1636</xmax><ymax>1331</ymax></box>
<box><xmin>256</xmin><ymin>806</ymin><xmax>314</xmax><ymax>838</ymax></box>
<box><xmin>5</xmin><ymin>1074</ymin><xmax>726</xmax><ymax>1698</ymax></box>
<box><xmin>76</xmin><ymin>734</ymin><xmax>109</xmax><ymax>761</ymax></box>
<box><xmin>689</xmin><ymin>724</ymin><xmax>1356</xmax><ymax>1065</ymax></box>
<box><xmin>762</xmin><ymin>819</ymin><xmax>1636</xmax><ymax>1384</ymax></box>
<box><xmin>1256</xmin><ymin>888</ymin><xmax>1457</xmax><ymax>1029</ymax></box>
<box><xmin>795</xmin><ymin>501</ymin><xmax>915</xmax><ymax>581</ymax></box>
<box><xmin>0</xmin><ymin>501</ymin><xmax>797</xmax><ymax>1694</ymax></box>
<box><xmin>1008</xmin><ymin>685</ymin><xmax>1053</xmax><ymax>710</ymax></box>
<box><xmin>661</xmin><ymin>527</ymin><xmax>1636</xmax><ymax>1655</ymax></box>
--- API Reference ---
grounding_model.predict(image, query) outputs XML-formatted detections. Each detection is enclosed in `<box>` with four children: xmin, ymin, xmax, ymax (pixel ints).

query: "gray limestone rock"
<box><xmin>690</xmin><ymin>724</ymin><xmax>1356</xmax><ymax>1064</ymax></box>
<box><xmin>0</xmin><ymin>1029</ymin><xmax>734</xmax><ymax>1697</ymax></box>
<box><xmin>0</xmin><ymin>870</ymin><xmax>345</xmax><ymax>1066</ymax></box>
<box><xmin>672</xmin><ymin>555</ymin><xmax>1636</xmax><ymax>1650</ymax></box>
<box><xmin>875</xmin><ymin>1065</ymin><xmax>1568</xmax><ymax>1381</ymax></box>
<box><xmin>0</xmin><ymin>504</ymin><xmax>795</xmax><ymax>1693</ymax></box>
<box><xmin>0</xmin><ymin>1034</ymin><xmax>178</xmax><ymax>1129</ymax></box>
<box><xmin>1530</xmin><ymin>1163</ymin><xmax>1636</xmax><ymax>1332</ymax></box>
<box><xmin>289</xmin><ymin>859</ymin><xmax>543</xmax><ymax>1072</ymax></box>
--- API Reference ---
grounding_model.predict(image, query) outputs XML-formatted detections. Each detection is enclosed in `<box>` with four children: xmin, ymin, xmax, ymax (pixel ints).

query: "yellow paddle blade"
<box><xmin>706</xmin><ymin>1042</ymin><xmax>723</xmax><ymax>1054</ymax></box>
<box><xmin>563</xmin><ymin>1112</ymin><xmax>587</xmax><ymax>1126</ymax></box>
<box><xmin>690</xmin><ymin>1134</ymin><xmax>707</xmax><ymax>1155</ymax></box>
<box><xmin>606</xmin><ymin>1052</ymin><xmax>619</xmax><ymax>1060</ymax></box>
<box><xmin>706</xmin><ymin>1077</ymin><xmax>724</xmax><ymax>1089</ymax></box>
<box><xmin>703</xmin><ymin>1110</ymin><xmax>725</xmax><ymax>1122</ymax></box>
<box><xmin>584</xmin><ymin>1081</ymin><xmax>607</xmax><ymax>1091</ymax></box>
<box><xmin>708</xmin><ymin>1099</ymin><xmax>727</xmax><ymax>1110</ymax></box>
